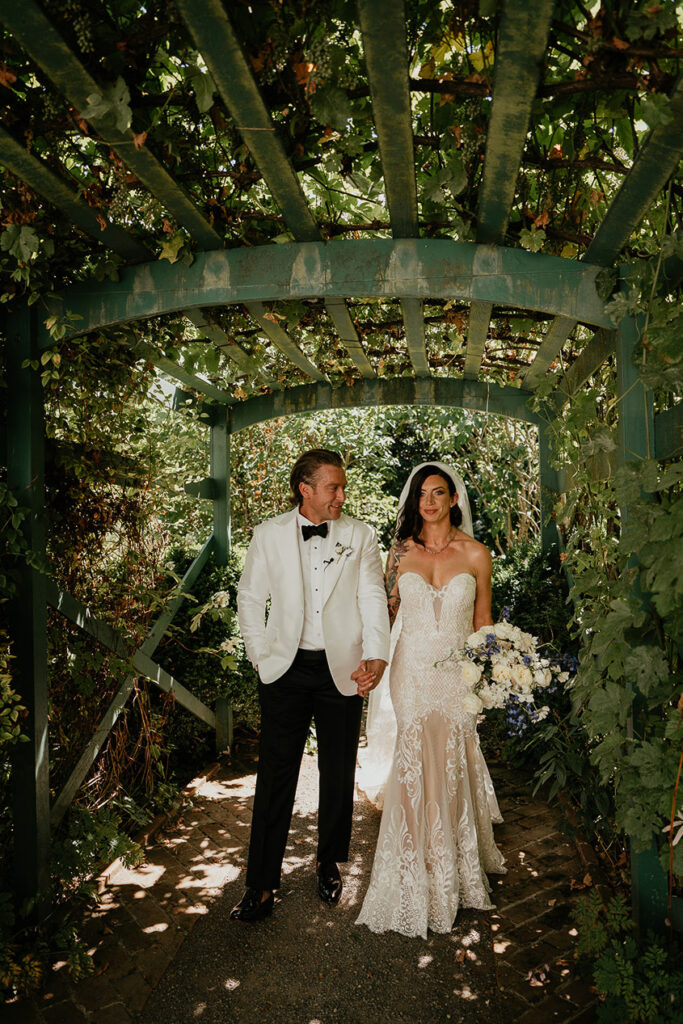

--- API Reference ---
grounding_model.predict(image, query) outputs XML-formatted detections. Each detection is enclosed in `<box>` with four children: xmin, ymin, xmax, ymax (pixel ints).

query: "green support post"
<box><xmin>210</xmin><ymin>406</ymin><xmax>230</xmax><ymax>566</ymax></box>
<box><xmin>215</xmin><ymin>696</ymin><xmax>233</xmax><ymax>753</ymax></box>
<box><xmin>615</xmin><ymin>289</ymin><xmax>666</xmax><ymax>937</ymax></box>
<box><xmin>538</xmin><ymin>418</ymin><xmax>562</xmax><ymax>555</ymax></box>
<box><xmin>6</xmin><ymin>307</ymin><xmax>51</xmax><ymax>906</ymax></box>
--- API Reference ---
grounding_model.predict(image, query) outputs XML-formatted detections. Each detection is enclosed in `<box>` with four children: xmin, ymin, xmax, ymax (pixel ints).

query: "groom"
<box><xmin>231</xmin><ymin>449</ymin><xmax>390</xmax><ymax>922</ymax></box>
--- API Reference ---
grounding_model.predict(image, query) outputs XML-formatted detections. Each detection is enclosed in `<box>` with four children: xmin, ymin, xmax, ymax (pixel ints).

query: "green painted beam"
<box><xmin>33</xmin><ymin>241</ymin><xmax>612</xmax><ymax>347</ymax></box>
<box><xmin>463</xmin><ymin>301</ymin><xmax>493</xmax><ymax>380</ymax></box>
<box><xmin>49</xmin><ymin>533</ymin><xmax>214</xmax><ymax>827</ymax></box>
<box><xmin>358</xmin><ymin>0</ymin><xmax>418</xmax><ymax>237</ymax></box>
<box><xmin>550</xmin><ymin>329</ymin><xmax>615</xmax><ymax>407</ymax></box>
<box><xmin>246</xmin><ymin>302</ymin><xmax>327</xmax><ymax>381</ymax></box>
<box><xmin>585</xmin><ymin>76</ymin><xmax>683</xmax><ymax>267</ymax></box>
<box><xmin>0</xmin><ymin>127</ymin><xmax>257</xmax><ymax>382</ymax></box>
<box><xmin>184</xmin><ymin>478</ymin><xmax>218</xmax><ymax>499</ymax></box>
<box><xmin>183</xmin><ymin>309</ymin><xmax>272</xmax><ymax>382</ymax></box>
<box><xmin>228</xmin><ymin>377</ymin><xmax>540</xmax><ymax>435</ymax></box>
<box><xmin>521</xmin><ymin>314</ymin><xmax>577</xmax><ymax>389</ymax></box>
<box><xmin>6</xmin><ymin>307</ymin><xmax>50</xmax><ymax>904</ymax></box>
<box><xmin>0</xmin><ymin>0</ymin><xmax>221</xmax><ymax>250</ymax></box>
<box><xmin>465</xmin><ymin>0</ymin><xmax>554</xmax><ymax>380</ymax></box>
<box><xmin>0</xmin><ymin>126</ymin><xmax>149</xmax><ymax>262</ymax></box>
<box><xmin>324</xmin><ymin>299</ymin><xmax>375</xmax><ymax>378</ymax></box>
<box><xmin>358</xmin><ymin>0</ymin><xmax>428</xmax><ymax>376</ymax></box>
<box><xmin>210</xmin><ymin>412</ymin><xmax>230</xmax><ymax>566</ymax></box>
<box><xmin>400</xmin><ymin>299</ymin><xmax>429</xmax><ymax>377</ymax></box>
<box><xmin>175</xmin><ymin>0</ymin><xmax>371</xmax><ymax>380</ymax></box>
<box><xmin>477</xmin><ymin>0</ymin><xmax>555</xmax><ymax>245</ymax></box>
<box><xmin>654</xmin><ymin>403</ymin><xmax>682</xmax><ymax>461</ymax></box>
<box><xmin>129</xmin><ymin>336</ymin><xmax>235</xmax><ymax>404</ymax></box>
<box><xmin>524</xmin><ymin>75</ymin><xmax>683</xmax><ymax>390</ymax></box>
<box><xmin>175</xmin><ymin>0</ymin><xmax>319</xmax><ymax>243</ymax></box>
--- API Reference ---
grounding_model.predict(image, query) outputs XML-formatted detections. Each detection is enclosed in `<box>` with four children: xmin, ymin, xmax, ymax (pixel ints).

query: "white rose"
<box><xmin>466</xmin><ymin>628</ymin><xmax>488</xmax><ymax>647</ymax></box>
<box><xmin>512</xmin><ymin>665</ymin><xmax>534</xmax><ymax>691</ymax></box>
<box><xmin>492</xmin><ymin>661</ymin><xmax>511</xmax><ymax>683</ymax></box>
<box><xmin>535</xmin><ymin>706</ymin><xmax>550</xmax><ymax>721</ymax></box>
<box><xmin>493</xmin><ymin>621</ymin><xmax>515</xmax><ymax>641</ymax></box>
<box><xmin>558</xmin><ymin>671</ymin><xmax>570</xmax><ymax>683</ymax></box>
<box><xmin>461</xmin><ymin>662</ymin><xmax>482</xmax><ymax>689</ymax></box>
<box><xmin>534</xmin><ymin>670</ymin><xmax>548</xmax><ymax>688</ymax></box>
<box><xmin>463</xmin><ymin>692</ymin><xmax>484</xmax><ymax>715</ymax></box>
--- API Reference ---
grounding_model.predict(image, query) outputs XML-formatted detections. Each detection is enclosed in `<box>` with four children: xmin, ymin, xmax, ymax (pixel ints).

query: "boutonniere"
<box><xmin>324</xmin><ymin>542</ymin><xmax>353</xmax><ymax>568</ymax></box>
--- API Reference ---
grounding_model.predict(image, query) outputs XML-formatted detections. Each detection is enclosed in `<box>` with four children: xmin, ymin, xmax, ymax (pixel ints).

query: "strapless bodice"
<box><xmin>397</xmin><ymin>571</ymin><xmax>476</xmax><ymax>651</ymax></box>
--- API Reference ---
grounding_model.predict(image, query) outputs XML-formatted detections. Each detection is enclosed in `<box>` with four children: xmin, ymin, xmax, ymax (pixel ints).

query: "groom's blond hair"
<box><xmin>289</xmin><ymin>449</ymin><xmax>344</xmax><ymax>507</ymax></box>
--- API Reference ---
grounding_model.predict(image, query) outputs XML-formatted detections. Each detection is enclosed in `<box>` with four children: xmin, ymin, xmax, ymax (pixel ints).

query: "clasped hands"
<box><xmin>351</xmin><ymin>658</ymin><xmax>387</xmax><ymax>697</ymax></box>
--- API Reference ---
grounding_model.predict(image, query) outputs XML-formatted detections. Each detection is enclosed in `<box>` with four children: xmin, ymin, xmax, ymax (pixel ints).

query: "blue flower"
<box><xmin>523</xmin><ymin>655</ymin><xmax>532</xmax><ymax>666</ymax></box>
<box><xmin>501</xmin><ymin>606</ymin><xmax>512</xmax><ymax>622</ymax></box>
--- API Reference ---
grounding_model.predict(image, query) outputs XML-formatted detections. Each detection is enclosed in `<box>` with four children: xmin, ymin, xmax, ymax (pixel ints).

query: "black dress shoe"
<box><xmin>230</xmin><ymin>887</ymin><xmax>274</xmax><ymax>922</ymax></box>
<box><xmin>317</xmin><ymin>861</ymin><xmax>342</xmax><ymax>904</ymax></box>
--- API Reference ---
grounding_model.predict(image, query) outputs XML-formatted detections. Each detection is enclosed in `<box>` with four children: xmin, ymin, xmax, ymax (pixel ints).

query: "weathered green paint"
<box><xmin>227</xmin><ymin>377</ymin><xmax>540</xmax><ymax>434</ymax></box>
<box><xmin>549</xmin><ymin>329</ymin><xmax>615</xmax><ymax>408</ymax></box>
<box><xmin>527</xmin><ymin>74</ymin><xmax>683</xmax><ymax>388</ymax></box>
<box><xmin>246</xmin><ymin>302</ymin><xmax>327</xmax><ymax>381</ymax></box>
<box><xmin>184</xmin><ymin>309</ymin><xmax>270</xmax><ymax>381</ymax></box>
<box><xmin>358</xmin><ymin>0</ymin><xmax>417</xmax><ymax>238</ymax></box>
<box><xmin>358</xmin><ymin>1</ymin><xmax>429</xmax><ymax>375</ymax></box>
<box><xmin>0</xmin><ymin>126</ymin><xmax>149</xmax><ymax>262</ymax></box>
<box><xmin>6</xmin><ymin>307</ymin><xmax>50</xmax><ymax>903</ymax></box>
<box><xmin>184</xmin><ymin>478</ymin><xmax>218</xmax><ymax>499</ymax></box>
<box><xmin>175</xmin><ymin>0</ymin><xmax>372</xmax><ymax>379</ymax></box>
<box><xmin>33</xmin><ymin>241</ymin><xmax>613</xmax><ymax>349</ymax></box>
<box><xmin>538</xmin><ymin>419</ymin><xmax>561</xmax><ymax>554</ymax></box>
<box><xmin>128</xmin><ymin>336</ymin><xmax>235</xmax><ymax>404</ymax></box>
<box><xmin>615</xmin><ymin>294</ymin><xmax>664</xmax><ymax>936</ymax></box>
<box><xmin>476</xmin><ymin>0</ymin><xmax>555</xmax><ymax>245</ymax></box>
<box><xmin>175</xmin><ymin>0</ymin><xmax>319</xmax><ymax>244</ymax></box>
<box><xmin>47</xmin><ymin>581</ymin><xmax>216</xmax><ymax>775</ymax></box>
<box><xmin>463</xmin><ymin>301</ymin><xmax>493</xmax><ymax>380</ymax></box>
<box><xmin>521</xmin><ymin>314</ymin><xmax>576</xmax><ymax>389</ymax></box>
<box><xmin>400</xmin><ymin>298</ymin><xmax>430</xmax><ymax>377</ymax></box>
<box><xmin>1</xmin><ymin>0</ymin><xmax>221</xmax><ymax>250</ymax></box>
<box><xmin>215</xmin><ymin>696</ymin><xmax>233</xmax><ymax>753</ymax></box>
<box><xmin>324</xmin><ymin>300</ymin><xmax>375</xmax><ymax>378</ymax></box>
<box><xmin>49</xmin><ymin>536</ymin><xmax>215</xmax><ymax>826</ymax></box>
<box><xmin>654</xmin><ymin>403</ymin><xmax>682</xmax><ymax>461</ymax></box>
<box><xmin>456</xmin><ymin>0</ymin><xmax>553</xmax><ymax>403</ymax></box>
<box><xmin>211</xmin><ymin>411</ymin><xmax>230</xmax><ymax>565</ymax></box>
<box><xmin>585</xmin><ymin>76</ymin><xmax>683</xmax><ymax>267</ymax></box>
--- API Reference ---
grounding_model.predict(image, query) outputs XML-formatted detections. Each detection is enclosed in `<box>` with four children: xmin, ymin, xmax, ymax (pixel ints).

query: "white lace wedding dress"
<box><xmin>356</xmin><ymin>571</ymin><xmax>506</xmax><ymax>938</ymax></box>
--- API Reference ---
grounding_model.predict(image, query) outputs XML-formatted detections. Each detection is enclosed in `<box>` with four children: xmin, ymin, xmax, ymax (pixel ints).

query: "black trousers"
<box><xmin>245</xmin><ymin>649</ymin><xmax>363</xmax><ymax>892</ymax></box>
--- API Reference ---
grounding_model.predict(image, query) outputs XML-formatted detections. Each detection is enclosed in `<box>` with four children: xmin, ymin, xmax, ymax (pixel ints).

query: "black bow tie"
<box><xmin>301</xmin><ymin>522</ymin><xmax>328</xmax><ymax>541</ymax></box>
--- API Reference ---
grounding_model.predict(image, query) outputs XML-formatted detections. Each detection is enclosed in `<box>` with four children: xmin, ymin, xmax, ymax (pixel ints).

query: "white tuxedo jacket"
<box><xmin>237</xmin><ymin>509</ymin><xmax>390</xmax><ymax>696</ymax></box>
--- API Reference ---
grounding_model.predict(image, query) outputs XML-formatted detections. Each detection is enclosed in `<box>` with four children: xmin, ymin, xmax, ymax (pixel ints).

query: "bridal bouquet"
<box><xmin>456</xmin><ymin>621</ymin><xmax>570</xmax><ymax>718</ymax></box>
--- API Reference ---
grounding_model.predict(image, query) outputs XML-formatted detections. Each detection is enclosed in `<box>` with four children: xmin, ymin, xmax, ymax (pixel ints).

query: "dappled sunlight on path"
<box><xmin>6</xmin><ymin>750</ymin><xmax>600</xmax><ymax>1023</ymax></box>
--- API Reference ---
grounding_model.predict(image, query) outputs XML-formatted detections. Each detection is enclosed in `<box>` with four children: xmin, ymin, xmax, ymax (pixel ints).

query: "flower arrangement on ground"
<box><xmin>453</xmin><ymin>621</ymin><xmax>571</xmax><ymax>718</ymax></box>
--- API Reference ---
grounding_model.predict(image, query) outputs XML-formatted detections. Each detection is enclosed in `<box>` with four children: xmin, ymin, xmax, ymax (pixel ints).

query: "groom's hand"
<box><xmin>351</xmin><ymin>659</ymin><xmax>387</xmax><ymax>697</ymax></box>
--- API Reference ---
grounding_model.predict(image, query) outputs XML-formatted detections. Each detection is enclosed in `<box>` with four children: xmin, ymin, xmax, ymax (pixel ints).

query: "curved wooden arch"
<box><xmin>36</xmin><ymin>239</ymin><xmax>613</xmax><ymax>348</ymax></box>
<box><xmin>226</xmin><ymin>378</ymin><xmax>540</xmax><ymax>434</ymax></box>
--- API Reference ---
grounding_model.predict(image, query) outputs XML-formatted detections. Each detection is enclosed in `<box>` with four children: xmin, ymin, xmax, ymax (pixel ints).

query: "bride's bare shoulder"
<box><xmin>457</xmin><ymin>532</ymin><xmax>491</xmax><ymax>563</ymax></box>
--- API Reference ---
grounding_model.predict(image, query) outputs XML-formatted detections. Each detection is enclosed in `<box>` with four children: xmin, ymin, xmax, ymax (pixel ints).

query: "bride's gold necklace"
<box><xmin>420</xmin><ymin>528</ymin><xmax>455</xmax><ymax>555</ymax></box>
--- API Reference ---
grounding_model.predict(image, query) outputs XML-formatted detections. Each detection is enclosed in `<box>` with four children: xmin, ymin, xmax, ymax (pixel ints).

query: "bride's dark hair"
<box><xmin>396</xmin><ymin>465</ymin><xmax>462</xmax><ymax>544</ymax></box>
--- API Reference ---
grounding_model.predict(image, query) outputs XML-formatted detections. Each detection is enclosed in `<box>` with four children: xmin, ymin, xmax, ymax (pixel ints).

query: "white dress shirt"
<box><xmin>296</xmin><ymin>511</ymin><xmax>332</xmax><ymax>650</ymax></box>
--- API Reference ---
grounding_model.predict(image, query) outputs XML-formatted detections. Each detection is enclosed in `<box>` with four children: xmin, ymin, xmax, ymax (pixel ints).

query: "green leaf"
<box><xmin>159</xmin><ymin>234</ymin><xmax>185</xmax><ymax>264</ymax></box>
<box><xmin>80</xmin><ymin>76</ymin><xmax>133</xmax><ymax>133</ymax></box>
<box><xmin>190</xmin><ymin>68</ymin><xmax>216</xmax><ymax>113</ymax></box>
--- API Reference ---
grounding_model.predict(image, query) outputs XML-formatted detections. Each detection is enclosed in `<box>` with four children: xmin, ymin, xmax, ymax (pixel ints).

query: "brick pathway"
<box><xmin>5</xmin><ymin>750</ymin><xmax>600</xmax><ymax>1023</ymax></box>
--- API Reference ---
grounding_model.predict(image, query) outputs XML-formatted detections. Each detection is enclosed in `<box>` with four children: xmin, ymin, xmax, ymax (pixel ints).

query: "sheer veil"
<box><xmin>357</xmin><ymin>462</ymin><xmax>474</xmax><ymax>808</ymax></box>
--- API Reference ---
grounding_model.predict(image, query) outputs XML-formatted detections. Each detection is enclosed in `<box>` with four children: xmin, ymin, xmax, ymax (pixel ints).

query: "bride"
<box><xmin>356</xmin><ymin>462</ymin><xmax>506</xmax><ymax>938</ymax></box>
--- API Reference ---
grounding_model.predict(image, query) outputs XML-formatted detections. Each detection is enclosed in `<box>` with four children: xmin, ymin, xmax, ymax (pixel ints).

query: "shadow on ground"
<box><xmin>139</xmin><ymin>753</ymin><xmax>500</xmax><ymax>1024</ymax></box>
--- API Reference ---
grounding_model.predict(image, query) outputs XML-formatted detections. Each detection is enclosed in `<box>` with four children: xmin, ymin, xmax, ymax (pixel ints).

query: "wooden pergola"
<box><xmin>2</xmin><ymin>0</ymin><xmax>681</xmax><ymax>933</ymax></box>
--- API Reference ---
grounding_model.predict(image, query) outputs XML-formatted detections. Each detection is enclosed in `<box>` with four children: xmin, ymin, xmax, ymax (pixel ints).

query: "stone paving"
<box><xmin>5</xmin><ymin>746</ymin><xmax>600</xmax><ymax>1023</ymax></box>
